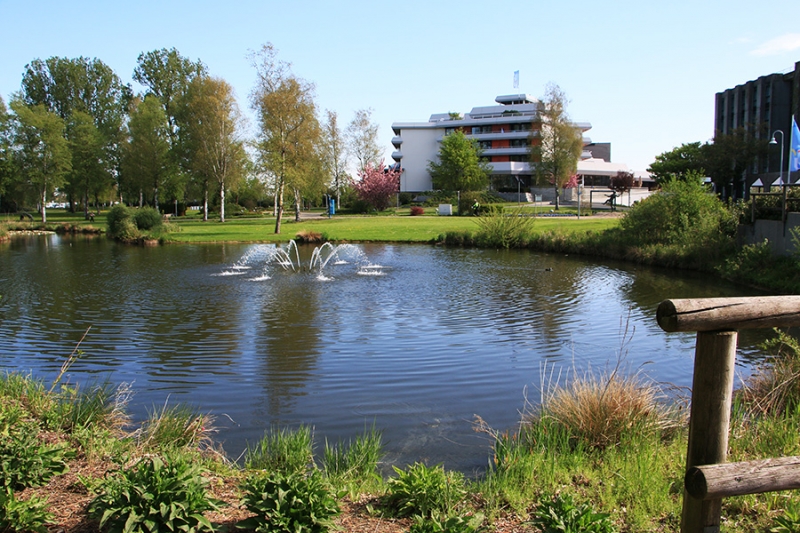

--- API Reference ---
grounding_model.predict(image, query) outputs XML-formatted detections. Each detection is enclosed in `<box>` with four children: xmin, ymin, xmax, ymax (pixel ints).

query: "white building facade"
<box><xmin>391</xmin><ymin>94</ymin><xmax>630</xmax><ymax>194</ymax></box>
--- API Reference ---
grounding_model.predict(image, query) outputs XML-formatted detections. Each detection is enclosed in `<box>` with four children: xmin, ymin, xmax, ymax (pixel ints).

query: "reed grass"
<box><xmin>244</xmin><ymin>425</ymin><xmax>314</xmax><ymax>475</ymax></box>
<box><xmin>136</xmin><ymin>401</ymin><xmax>216</xmax><ymax>452</ymax></box>
<box><xmin>322</xmin><ymin>425</ymin><xmax>384</xmax><ymax>495</ymax></box>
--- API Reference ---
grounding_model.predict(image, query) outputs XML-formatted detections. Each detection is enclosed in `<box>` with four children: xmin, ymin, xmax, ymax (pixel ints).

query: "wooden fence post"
<box><xmin>681</xmin><ymin>330</ymin><xmax>738</xmax><ymax>533</ymax></box>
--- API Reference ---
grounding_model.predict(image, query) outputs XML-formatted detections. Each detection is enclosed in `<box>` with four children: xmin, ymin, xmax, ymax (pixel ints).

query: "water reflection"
<box><xmin>0</xmin><ymin>235</ymin><xmax>773</xmax><ymax>472</ymax></box>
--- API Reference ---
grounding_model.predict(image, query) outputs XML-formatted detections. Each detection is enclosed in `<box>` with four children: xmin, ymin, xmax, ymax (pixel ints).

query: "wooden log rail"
<box><xmin>656</xmin><ymin>296</ymin><xmax>800</xmax><ymax>533</ymax></box>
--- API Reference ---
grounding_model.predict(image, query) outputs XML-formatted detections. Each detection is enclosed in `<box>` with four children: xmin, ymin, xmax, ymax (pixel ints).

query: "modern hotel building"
<box><xmin>391</xmin><ymin>94</ymin><xmax>631</xmax><ymax>194</ymax></box>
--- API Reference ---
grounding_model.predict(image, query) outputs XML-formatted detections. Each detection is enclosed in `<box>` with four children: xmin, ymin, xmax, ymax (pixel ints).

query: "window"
<box><xmin>510</xmin><ymin>123</ymin><xmax>532</xmax><ymax>132</ymax></box>
<box><xmin>472</xmin><ymin>126</ymin><xmax>492</xmax><ymax>134</ymax></box>
<box><xmin>478</xmin><ymin>141</ymin><xmax>492</xmax><ymax>149</ymax></box>
<box><xmin>510</xmin><ymin>139</ymin><xmax>529</xmax><ymax>148</ymax></box>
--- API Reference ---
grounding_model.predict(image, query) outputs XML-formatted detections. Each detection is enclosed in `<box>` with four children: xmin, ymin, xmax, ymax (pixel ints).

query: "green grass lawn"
<box><xmin>2</xmin><ymin>208</ymin><xmax>620</xmax><ymax>243</ymax></box>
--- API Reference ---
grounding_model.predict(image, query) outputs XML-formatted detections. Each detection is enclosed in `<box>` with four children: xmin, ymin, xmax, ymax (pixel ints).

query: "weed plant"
<box><xmin>0</xmin><ymin>488</ymin><xmax>52</xmax><ymax>533</ymax></box>
<box><xmin>384</xmin><ymin>462</ymin><xmax>467</xmax><ymax>519</ymax></box>
<box><xmin>87</xmin><ymin>454</ymin><xmax>220</xmax><ymax>533</ymax></box>
<box><xmin>530</xmin><ymin>493</ymin><xmax>617</xmax><ymax>533</ymax></box>
<box><xmin>238</xmin><ymin>470</ymin><xmax>340</xmax><ymax>533</ymax></box>
<box><xmin>244</xmin><ymin>425</ymin><xmax>314</xmax><ymax>475</ymax></box>
<box><xmin>473</xmin><ymin>209</ymin><xmax>536</xmax><ymax>249</ymax></box>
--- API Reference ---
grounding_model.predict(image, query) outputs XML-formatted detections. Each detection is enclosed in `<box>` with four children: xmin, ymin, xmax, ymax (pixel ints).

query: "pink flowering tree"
<box><xmin>354</xmin><ymin>161</ymin><xmax>400</xmax><ymax>211</ymax></box>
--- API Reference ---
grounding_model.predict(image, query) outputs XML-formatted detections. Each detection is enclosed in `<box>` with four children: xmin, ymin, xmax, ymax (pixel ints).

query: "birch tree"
<box><xmin>181</xmin><ymin>75</ymin><xmax>247</xmax><ymax>222</ymax></box>
<box><xmin>249</xmin><ymin>43</ymin><xmax>321</xmax><ymax>234</ymax></box>
<box><xmin>529</xmin><ymin>83</ymin><xmax>583</xmax><ymax>210</ymax></box>
<box><xmin>322</xmin><ymin>109</ymin><xmax>348</xmax><ymax>208</ymax></box>
<box><xmin>346</xmin><ymin>108</ymin><xmax>382</xmax><ymax>175</ymax></box>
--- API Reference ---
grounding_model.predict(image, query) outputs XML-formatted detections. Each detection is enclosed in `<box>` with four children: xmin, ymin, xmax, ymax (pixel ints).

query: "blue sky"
<box><xmin>1</xmin><ymin>0</ymin><xmax>798</xmax><ymax>171</ymax></box>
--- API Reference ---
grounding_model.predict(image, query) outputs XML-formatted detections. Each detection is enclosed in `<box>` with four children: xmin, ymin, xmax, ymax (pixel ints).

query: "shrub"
<box><xmin>618</xmin><ymin>175</ymin><xmax>736</xmax><ymax>254</ymax></box>
<box><xmin>530</xmin><ymin>493</ymin><xmax>616</xmax><ymax>533</ymax></box>
<box><xmin>384</xmin><ymin>462</ymin><xmax>466</xmax><ymax>519</ymax></box>
<box><xmin>132</xmin><ymin>207</ymin><xmax>162</xmax><ymax>231</ymax></box>
<box><xmin>410</xmin><ymin>206</ymin><xmax>425</xmax><ymax>216</ymax></box>
<box><xmin>52</xmin><ymin>380</ymin><xmax>128</xmax><ymax>433</ymax></box>
<box><xmin>238</xmin><ymin>471</ymin><xmax>340</xmax><ymax>533</ymax></box>
<box><xmin>244</xmin><ymin>426</ymin><xmax>313</xmax><ymax>475</ymax></box>
<box><xmin>88</xmin><ymin>454</ymin><xmax>220</xmax><ymax>533</ymax></box>
<box><xmin>106</xmin><ymin>205</ymin><xmax>140</xmax><ymax>241</ymax></box>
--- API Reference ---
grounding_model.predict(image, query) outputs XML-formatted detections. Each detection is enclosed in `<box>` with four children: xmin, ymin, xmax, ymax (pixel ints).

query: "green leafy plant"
<box><xmin>87</xmin><ymin>454</ymin><xmax>220</xmax><ymax>533</ymax></box>
<box><xmin>771</xmin><ymin>499</ymin><xmax>800</xmax><ymax>532</ymax></box>
<box><xmin>0</xmin><ymin>488</ymin><xmax>52</xmax><ymax>533</ymax></box>
<box><xmin>474</xmin><ymin>208</ymin><xmax>535</xmax><ymax>249</ymax></box>
<box><xmin>133</xmin><ymin>207</ymin><xmax>163</xmax><ymax>231</ymax></box>
<box><xmin>530</xmin><ymin>493</ymin><xmax>616</xmax><ymax>533</ymax></box>
<box><xmin>0</xmin><ymin>417</ymin><xmax>72</xmax><ymax>490</ymax></box>
<box><xmin>384</xmin><ymin>462</ymin><xmax>466</xmax><ymax>519</ymax></box>
<box><xmin>244</xmin><ymin>425</ymin><xmax>313</xmax><ymax>475</ymax></box>
<box><xmin>409</xmin><ymin>512</ymin><xmax>482</xmax><ymax>533</ymax></box>
<box><xmin>238</xmin><ymin>470</ymin><xmax>340</xmax><ymax>533</ymax></box>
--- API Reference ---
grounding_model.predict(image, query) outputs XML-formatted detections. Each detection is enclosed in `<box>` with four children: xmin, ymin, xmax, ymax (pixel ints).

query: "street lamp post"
<box><xmin>770</xmin><ymin>130</ymin><xmax>785</xmax><ymax>223</ymax></box>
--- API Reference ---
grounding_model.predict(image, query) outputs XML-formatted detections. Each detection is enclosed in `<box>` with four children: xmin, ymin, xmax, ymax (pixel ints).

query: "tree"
<box><xmin>133</xmin><ymin>48</ymin><xmax>207</xmax><ymax>145</ymax></box>
<box><xmin>529</xmin><ymin>83</ymin><xmax>583</xmax><ymax>210</ymax></box>
<box><xmin>354</xmin><ymin>162</ymin><xmax>399</xmax><ymax>211</ymax></box>
<box><xmin>10</xmin><ymin>100</ymin><xmax>72</xmax><ymax>222</ymax></box>
<box><xmin>701</xmin><ymin>128</ymin><xmax>768</xmax><ymax>201</ymax></box>
<box><xmin>346</xmin><ymin>108</ymin><xmax>382</xmax><ymax>175</ymax></box>
<box><xmin>181</xmin><ymin>76</ymin><xmax>247</xmax><ymax>222</ymax></box>
<box><xmin>0</xmin><ymin>96</ymin><xmax>15</xmax><ymax>209</ymax></box>
<box><xmin>427</xmin><ymin>130</ymin><xmax>490</xmax><ymax>191</ymax></box>
<box><xmin>647</xmin><ymin>142</ymin><xmax>706</xmax><ymax>184</ymax></box>
<box><xmin>121</xmin><ymin>95</ymin><xmax>174</xmax><ymax>210</ymax></box>
<box><xmin>67</xmin><ymin>110</ymin><xmax>109</xmax><ymax>218</ymax></box>
<box><xmin>322</xmin><ymin>109</ymin><xmax>348</xmax><ymax>208</ymax></box>
<box><xmin>20</xmin><ymin>57</ymin><xmax>130</xmax><ymax>211</ymax></box>
<box><xmin>249</xmin><ymin>43</ymin><xmax>321</xmax><ymax>234</ymax></box>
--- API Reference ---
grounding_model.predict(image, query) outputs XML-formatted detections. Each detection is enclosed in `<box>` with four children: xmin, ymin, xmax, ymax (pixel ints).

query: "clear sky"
<box><xmin>1</xmin><ymin>0</ymin><xmax>798</xmax><ymax>172</ymax></box>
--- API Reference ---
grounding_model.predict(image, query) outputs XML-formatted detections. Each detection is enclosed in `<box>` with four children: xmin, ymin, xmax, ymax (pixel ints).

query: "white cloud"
<box><xmin>750</xmin><ymin>33</ymin><xmax>800</xmax><ymax>56</ymax></box>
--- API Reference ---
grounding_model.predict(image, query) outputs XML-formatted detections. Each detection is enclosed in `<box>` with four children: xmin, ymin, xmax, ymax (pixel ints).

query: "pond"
<box><xmin>0</xmin><ymin>234</ymin><xmax>769</xmax><ymax>473</ymax></box>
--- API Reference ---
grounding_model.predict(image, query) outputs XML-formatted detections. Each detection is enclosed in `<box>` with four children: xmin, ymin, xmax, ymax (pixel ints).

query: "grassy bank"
<box><xmin>4</xmin><ymin>339</ymin><xmax>800</xmax><ymax>533</ymax></box>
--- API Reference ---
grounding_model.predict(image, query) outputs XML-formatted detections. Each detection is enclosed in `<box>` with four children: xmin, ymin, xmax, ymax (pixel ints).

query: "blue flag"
<box><xmin>791</xmin><ymin>116</ymin><xmax>800</xmax><ymax>172</ymax></box>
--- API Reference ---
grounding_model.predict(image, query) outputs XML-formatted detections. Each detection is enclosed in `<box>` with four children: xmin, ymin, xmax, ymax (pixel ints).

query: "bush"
<box><xmin>137</xmin><ymin>403</ymin><xmax>215</xmax><ymax>452</ymax></box>
<box><xmin>384</xmin><ymin>462</ymin><xmax>466</xmax><ymax>519</ymax></box>
<box><xmin>238</xmin><ymin>471</ymin><xmax>340</xmax><ymax>533</ymax></box>
<box><xmin>88</xmin><ymin>454</ymin><xmax>220</xmax><ymax>533</ymax></box>
<box><xmin>619</xmin><ymin>176</ymin><xmax>736</xmax><ymax>251</ymax></box>
<box><xmin>132</xmin><ymin>207</ymin><xmax>162</xmax><ymax>231</ymax></box>
<box><xmin>410</xmin><ymin>206</ymin><xmax>425</xmax><ymax>216</ymax></box>
<box><xmin>106</xmin><ymin>205</ymin><xmax>140</xmax><ymax>241</ymax></box>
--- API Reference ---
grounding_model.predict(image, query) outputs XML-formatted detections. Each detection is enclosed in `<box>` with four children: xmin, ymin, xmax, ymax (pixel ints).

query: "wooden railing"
<box><xmin>657</xmin><ymin>296</ymin><xmax>800</xmax><ymax>533</ymax></box>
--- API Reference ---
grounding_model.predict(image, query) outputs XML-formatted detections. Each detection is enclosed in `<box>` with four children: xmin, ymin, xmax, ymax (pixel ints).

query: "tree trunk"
<box><xmin>219</xmin><ymin>183</ymin><xmax>225</xmax><ymax>223</ymax></box>
<box><xmin>203</xmin><ymin>186</ymin><xmax>209</xmax><ymax>222</ymax></box>
<box><xmin>153</xmin><ymin>185</ymin><xmax>159</xmax><ymax>213</ymax></box>
<box><xmin>554</xmin><ymin>185</ymin><xmax>560</xmax><ymax>210</ymax></box>
<box><xmin>40</xmin><ymin>188</ymin><xmax>47</xmax><ymax>223</ymax></box>
<box><xmin>274</xmin><ymin>180</ymin><xmax>284</xmax><ymax>234</ymax></box>
<box><xmin>294</xmin><ymin>188</ymin><xmax>300</xmax><ymax>222</ymax></box>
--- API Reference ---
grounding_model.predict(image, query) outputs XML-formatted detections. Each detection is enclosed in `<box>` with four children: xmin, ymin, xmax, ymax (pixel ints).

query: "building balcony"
<box><xmin>482</xmin><ymin>147</ymin><xmax>530</xmax><ymax>157</ymax></box>
<box><xmin>392</xmin><ymin>150</ymin><xmax>403</xmax><ymax>162</ymax></box>
<box><xmin>391</xmin><ymin>136</ymin><xmax>403</xmax><ymax>148</ymax></box>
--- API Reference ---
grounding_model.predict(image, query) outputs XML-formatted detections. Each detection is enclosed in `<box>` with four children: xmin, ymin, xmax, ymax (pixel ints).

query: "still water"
<box><xmin>0</xmin><ymin>234</ymin><xmax>769</xmax><ymax>473</ymax></box>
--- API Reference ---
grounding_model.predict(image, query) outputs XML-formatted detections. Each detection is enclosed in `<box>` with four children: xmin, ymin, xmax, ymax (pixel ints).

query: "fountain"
<box><xmin>219</xmin><ymin>241</ymin><xmax>385</xmax><ymax>280</ymax></box>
